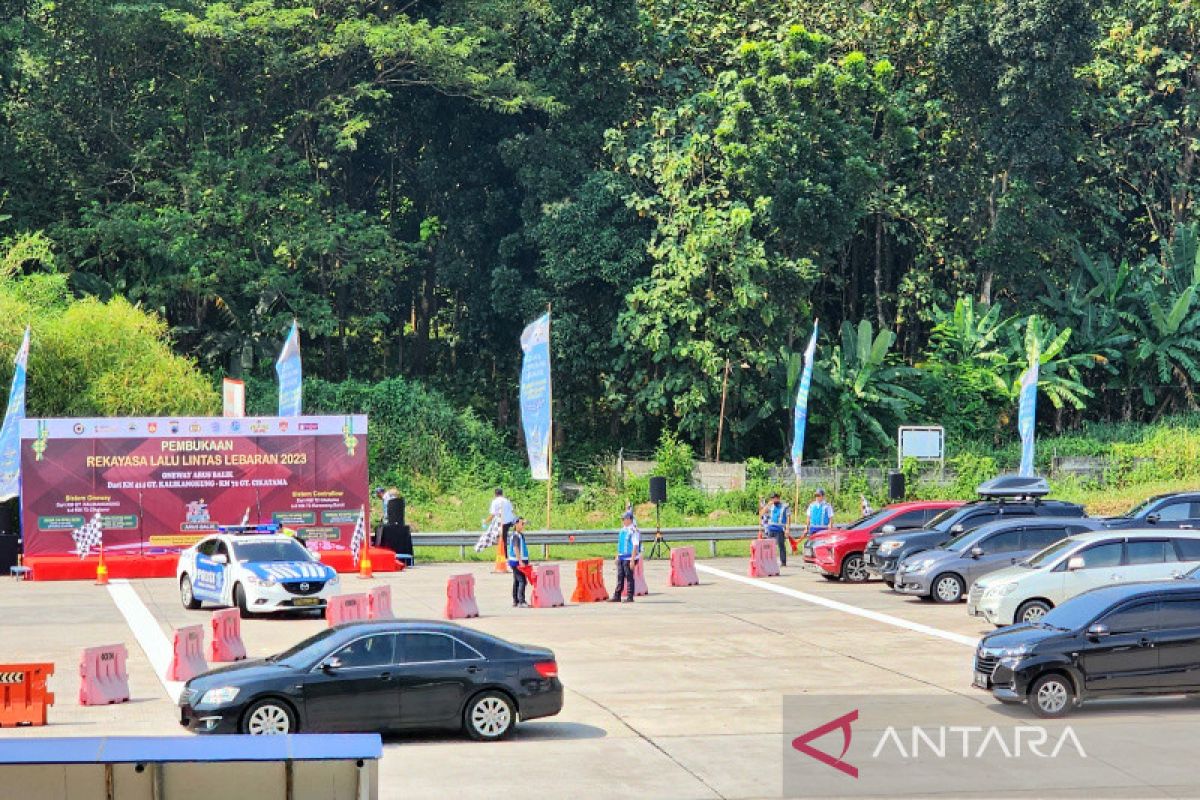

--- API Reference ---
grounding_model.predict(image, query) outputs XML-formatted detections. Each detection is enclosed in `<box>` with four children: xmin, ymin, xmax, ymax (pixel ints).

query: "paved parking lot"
<box><xmin>1</xmin><ymin>558</ymin><xmax>1198</xmax><ymax>798</ymax></box>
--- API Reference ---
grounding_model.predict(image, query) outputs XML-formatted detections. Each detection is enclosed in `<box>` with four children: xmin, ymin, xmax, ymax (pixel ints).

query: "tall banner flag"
<box><xmin>519</xmin><ymin>313</ymin><xmax>552</xmax><ymax>480</ymax></box>
<box><xmin>791</xmin><ymin>322</ymin><xmax>819</xmax><ymax>476</ymax></box>
<box><xmin>1018</xmin><ymin>356</ymin><xmax>1039</xmax><ymax>477</ymax></box>
<box><xmin>0</xmin><ymin>326</ymin><xmax>30</xmax><ymax>501</ymax></box>
<box><xmin>275</xmin><ymin>321</ymin><xmax>302</xmax><ymax>417</ymax></box>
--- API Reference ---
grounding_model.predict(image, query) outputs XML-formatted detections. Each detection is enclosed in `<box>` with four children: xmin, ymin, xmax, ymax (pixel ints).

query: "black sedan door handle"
<box><xmin>466</xmin><ymin>665</ymin><xmax>482</xmax><ymax>674</ymax></box>
<box><xmin>380</xmin><ymin>671</ymin><xmax>394</xmax><ymax>680</ymax></box>
<box><xmin>1138</xmin><ymin>638</ymin><xmax>1154</xmax><ymax>648</ymax></box>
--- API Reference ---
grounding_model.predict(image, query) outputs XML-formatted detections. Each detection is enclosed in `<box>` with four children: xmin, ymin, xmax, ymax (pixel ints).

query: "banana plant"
<box><xmin>999</xmin><ymin>315</ymin><xmax>1093</xmax><ymax>410</ymax></box>
<box><xmin>813</xmin><ymin>320</ymin><xmax>922</xmax><ymax>457</ymax></box>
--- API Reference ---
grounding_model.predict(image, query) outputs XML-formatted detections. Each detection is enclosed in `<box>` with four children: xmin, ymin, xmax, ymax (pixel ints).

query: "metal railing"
<box><xmin>413</xmin><ymin>525</ymin><xmax>761</xmax><ymax>558</ymax></box>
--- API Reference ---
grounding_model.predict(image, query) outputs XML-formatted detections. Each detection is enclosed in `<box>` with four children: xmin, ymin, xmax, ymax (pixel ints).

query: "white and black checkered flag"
<box><xmin>72</xmin><ymin>512</ymin><xmax>104</xmax><ymax>559</ymax></box>
<box><xmin>349</xmin><ymin>506</ymin><xmax>367</xmax><ymax>563</ymax></box>
<box><xmin>474</xmin><ymin>516</ymin><xmax>502</xmax><ymax>552</ymax></box>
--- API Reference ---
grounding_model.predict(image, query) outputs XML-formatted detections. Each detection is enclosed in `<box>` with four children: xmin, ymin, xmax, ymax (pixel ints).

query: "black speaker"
<box><xmin>887</xmin><ymin>470</ymin><xmax>905</xmax><ymax>502</ymax></box>
<box><xmin>0</xmin><ymin>535</ymin><xmax>19</xmax><ymax>574</ymax></box>
<box><xmin>384</xmin><ymin>497</ymin><xmax>405</xmax><ymax>526</ymax></box>
<box><xmin>380</xmin><ymin>523</ymin><xmax>413</xmax><ymax>556</ymax></box>
<box><xmin>649</xmin><ymin>476</ymin><xmax>667</xmax><ymax>505</ymax></box>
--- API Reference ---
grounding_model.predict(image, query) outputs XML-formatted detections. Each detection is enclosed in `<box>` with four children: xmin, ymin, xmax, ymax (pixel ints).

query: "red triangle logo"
<box><xmin>791</xmin><ymin>709</ymin><xmax>858</xmax><ymax>778</ymax></box>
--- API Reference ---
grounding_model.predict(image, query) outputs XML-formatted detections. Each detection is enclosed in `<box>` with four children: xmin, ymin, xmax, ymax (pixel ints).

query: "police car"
<box><xmin>177</xmin><ymin>525</ymin><xmax>340</xmax><ymax>618</ymax></box>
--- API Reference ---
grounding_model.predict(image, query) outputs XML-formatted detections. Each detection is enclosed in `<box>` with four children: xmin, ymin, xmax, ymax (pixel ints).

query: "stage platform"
<box><xmin>22</xmin><ymin>546</ymin><xmax>401</xmax><ymax>581</ymax></box>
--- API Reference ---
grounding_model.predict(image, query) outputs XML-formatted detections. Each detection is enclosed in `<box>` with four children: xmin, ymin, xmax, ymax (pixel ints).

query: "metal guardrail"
<box><xmin>412</xmin><ymin>526</ymin><xmax>762</xmax><ymax>558</ymax></box>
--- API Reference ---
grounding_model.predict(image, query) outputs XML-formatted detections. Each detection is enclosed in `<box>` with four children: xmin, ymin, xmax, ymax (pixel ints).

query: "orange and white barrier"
<box><xmin>0</xmin><ymin>663</ymin><xmax>54</xmax><ymax>726</ymax></box>
<box><xmin>632</xmin><ymin>559</ymin><xmax>648</xmax><ymax>596</ymax></box>
<box><xmin>167</xmin><ymin>625</ymin><xmax>208</xmax><ymax>682</ymax></box>
<box><xmin>749</xmin><ymin>538</ymin><xmax>781</xmax><ymax>577</ymax></box>
<box><xmin>79</xmin><ymin>644</ymin><xmax>130</xmax><ymax>706</ymax></box>
<box><xmin>531</xmin><ymin>565</ymin><xmax>565</xmax><ymax>608</ymax></box>
<box><xmin>368</xmin><ymin>585</ymin><xmax>394</xmax><ymax>619</ymax></box>
<box><xmin>209</xmin><ymin>609</ymin><xmax>247</xmax><ymax>663</ymax></box>
<box><xmin>669</xmin><ymin>546</ymin><xmax>700</xmax><ymax>586</ymax></box>
<box><xmin>445</xmin><ymin>574</ymin><xmax>479</xmax><ymax>619</ymax></box>
<box><xmin>326</xmin><ymin>593</ymin><xmax>370</xmax><ymax>627</ymax></box>
<box><xmin>570</xmin><ymin>558</ymin><xmax>608</xmax><ymax>603</ymax></box>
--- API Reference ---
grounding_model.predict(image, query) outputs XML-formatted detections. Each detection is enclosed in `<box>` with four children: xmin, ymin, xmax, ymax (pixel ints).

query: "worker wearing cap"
<box><xmin>761</xmin><ymin>493</ymin><xmax>791</xmax><ymax>566</ymax></box>
<box><xmin>611</xmin><ymin>510</ymin><xmax>641</xmax><ymax>603</ymax></box>
<box><xmin>507</xmin><ymin>518</ymin><xmax>531</xmax><ymax>607</ymax></box>
<box><xmin>805</xmin><ymin>489</ymin><xmax>834</xmax><ymax>537</ymax></box>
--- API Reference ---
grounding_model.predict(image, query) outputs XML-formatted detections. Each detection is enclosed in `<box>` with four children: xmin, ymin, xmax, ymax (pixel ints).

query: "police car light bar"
<box><xmin>216</xmin><ymin>523</ymin><xmax>282</xmax><ymax>536</ymax></box>
<box><xmin>975</xmin><ymin>475</ymin><xmax>1050</xmax><ymax>499</ymax></box>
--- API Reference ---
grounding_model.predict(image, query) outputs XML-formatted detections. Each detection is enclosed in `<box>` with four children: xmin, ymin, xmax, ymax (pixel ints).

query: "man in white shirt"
<box><xmin>485</xmin><ymin>488</ymin><xmax>518</xmax><ymax>560</ymax></box>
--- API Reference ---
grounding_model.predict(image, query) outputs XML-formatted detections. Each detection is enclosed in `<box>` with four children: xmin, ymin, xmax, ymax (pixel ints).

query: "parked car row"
<box><xmin>802</xmin><ymin>476</ymin><xmax>1200</xmax><ymax>718</ymax></box>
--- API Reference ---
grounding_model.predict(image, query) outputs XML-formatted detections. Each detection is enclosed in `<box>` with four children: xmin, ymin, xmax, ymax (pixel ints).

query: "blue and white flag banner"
<box><xmin>791</xmin><ymin>322</ymin><xmax>818</xmax><ymax>476</ymax></box>
<box><xmin>0</xmin><ymin>326</ymin><xmax>30</xmax><ymax>501</ymax></box>
<box><xmin>1018</xmin><ymin>357</ymin><xmax>1039</xmax><ymax>477</ymax></box>
<box><xmin>275</xmin><ymin>321</ymin><xmax>302</xmax><ymax>417</ymax></box>
<box><xmin>519</xmin><ymin>313</ymin><xmax>552</xmax><ymax>481</ymax></box>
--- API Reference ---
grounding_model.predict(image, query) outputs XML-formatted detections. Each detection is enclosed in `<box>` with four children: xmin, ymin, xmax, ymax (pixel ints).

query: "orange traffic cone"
<box><xmin>358</xmin><ymin>550</ymin><xmax>373</xmax><ymax>580</ymax></box>
<box><xmin>493</xmin><ymin>541</ymin><xmax>508</xmax><ymax>573</ymax></box>
<box><xmin>95</xmin><ymin>545</ymin><xmax>109</xmax><ymax>586</ymax></box>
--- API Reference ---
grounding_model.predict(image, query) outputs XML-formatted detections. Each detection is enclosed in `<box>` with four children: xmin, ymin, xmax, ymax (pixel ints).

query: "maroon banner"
<box><xmin>19</xmin><ymin>416</ymin><xmax>369</xmax><ymax>555</ymax></box>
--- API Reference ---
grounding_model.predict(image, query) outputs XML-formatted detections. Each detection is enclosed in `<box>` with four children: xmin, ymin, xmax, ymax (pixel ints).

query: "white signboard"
<box><xmin>898</xmin><ymin>426</ymin><xmax>944</xmax><ymax>468</ymax></box>
<box><xmin>222</xmin><ymin>378</ymin><xmax>246</xmax><ymax>418</ymax></box>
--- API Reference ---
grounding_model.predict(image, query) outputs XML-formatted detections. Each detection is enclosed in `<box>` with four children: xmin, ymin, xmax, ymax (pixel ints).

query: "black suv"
<box><xmin>975</xmin><ymin>578</ymin><xmax>1200</xmax><ymax>717</ymax></box>
<box><xmin>1101</xmin><ymin>492</ymin><xmax>1200</xmax><ymax>529</ymax></box>
<box><xmin>864</xmin><ymin>476</ymin><xmax>1085</xmax><ymax>587</ymax></box>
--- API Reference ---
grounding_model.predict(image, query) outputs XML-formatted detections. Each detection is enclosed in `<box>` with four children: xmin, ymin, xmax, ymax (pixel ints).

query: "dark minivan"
<box><xmin>974</xmin><ymin>579</ymin><xmax>1200</xmax><ymax>717</ymax></box>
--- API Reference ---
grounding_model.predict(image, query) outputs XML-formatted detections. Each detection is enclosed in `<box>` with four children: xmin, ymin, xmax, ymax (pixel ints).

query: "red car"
<box><xmin>805</xmin><ymin>501</ymin><xmax>962</xmax><ymax>582</ymax></box>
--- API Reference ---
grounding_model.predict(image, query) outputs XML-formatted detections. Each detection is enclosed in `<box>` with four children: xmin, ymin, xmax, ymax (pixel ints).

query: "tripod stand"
<box><xmin>645</xmin><ymin>500</ymin><xmax>671</xmax><ymax>560</ymax></box>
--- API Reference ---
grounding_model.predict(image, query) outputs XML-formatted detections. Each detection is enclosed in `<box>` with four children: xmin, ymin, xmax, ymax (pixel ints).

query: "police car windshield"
<box><xmin>233</xmin><ymin>540</ymin><xmax>312</xmax><ymax>563</ymax></box>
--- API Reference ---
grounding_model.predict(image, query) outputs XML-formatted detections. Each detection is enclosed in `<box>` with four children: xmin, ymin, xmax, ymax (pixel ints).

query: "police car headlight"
<box><xmin>199</xmin><ymin>686</ymin><xmax>240</xmax><ymax>706</ymax></box>
<box><xmin>245</xmin><ymin>575</ymin><xmax>277</xmax><ymax>588</ymax></box>
<box><xmin>327</xmin><ymin>573</ymin><xmax>340</xmax><ymax>585</ymax></box>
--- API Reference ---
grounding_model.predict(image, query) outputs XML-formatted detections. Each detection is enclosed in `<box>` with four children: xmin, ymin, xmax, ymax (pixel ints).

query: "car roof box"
<box><xmin>976</xmin><ymin>474</ymin><xmax>1050</xmax><ymax>498</ymax></box>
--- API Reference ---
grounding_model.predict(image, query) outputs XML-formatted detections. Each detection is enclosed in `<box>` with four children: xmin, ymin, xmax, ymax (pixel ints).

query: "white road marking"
<box><xmin>106</xmin><ymin>579</ymin><xmax>184</xmax><ymax>702</ymax></box>
<box><xmin>695</xmin><ymin>564</ymin><xmax>979</xmax><ymax>648</ymax></box>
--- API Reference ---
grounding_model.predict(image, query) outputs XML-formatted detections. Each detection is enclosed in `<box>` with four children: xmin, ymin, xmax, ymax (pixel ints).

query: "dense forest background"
<box><xmin>1</xmin><ymin>0</ymin><xmax>1197</xmax><ymax>469</ymax></box>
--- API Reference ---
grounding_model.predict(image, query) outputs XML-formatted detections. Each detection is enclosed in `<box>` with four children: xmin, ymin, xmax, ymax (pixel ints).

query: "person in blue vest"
<box><xmin>805</xmin><ymin>489</ymin><xmax>835</xmax><ymax>539</ymax></box>
<box><xmin>610</xmin><ymin>510</ymin><xmax>641</xmax><ymax>603</ymax></box>
<box><xmin>508</xmin><ymin>517</ymin><xmax>531</xmax><ymax>608</ymax></box>
<box><xmin>762</xmin><ymin>493</ymin><xmax>791</xmax><ymax>566</ymax></box>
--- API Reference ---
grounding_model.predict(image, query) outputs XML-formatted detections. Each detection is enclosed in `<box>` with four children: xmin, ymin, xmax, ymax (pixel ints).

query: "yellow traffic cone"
<box><xmin>95</xmin><ymin>545</ymin><xmax>109</xmax><ymax>586</ymax></box>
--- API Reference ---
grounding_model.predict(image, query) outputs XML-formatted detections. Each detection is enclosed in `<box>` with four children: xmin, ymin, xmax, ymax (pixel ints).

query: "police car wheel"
<box><xmin>180</xmin><ymin>575</ymin><xmax>201</xmax><ymax>610</ymax></box>
<box><xmin>241</xmin><ymin>699</ymin><xmax>296</xmax><ymax>735</ymax></box>
<box><xmin>234</xmin><ymin>583</ymin><xmax>252</xmax><ymax>619</ymax></box>
<box><xmin>464</xmin><ymin>691</ymin><xmax>515</xmax><ymax>741</ymax></box>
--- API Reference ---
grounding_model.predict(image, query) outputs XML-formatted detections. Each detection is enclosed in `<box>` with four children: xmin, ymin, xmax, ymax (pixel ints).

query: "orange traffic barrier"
<box><xmin>367</xmin><ymin>585</ymin><xmax>394</xmax><ymax>619</ymax></box>
<box><xmin>0</xmin><ymin>663</ymin><xmax>54</xmax><ymax>726</ymax></box>
<box><xmin>167</xmin><ymin>625</ymin><xmax>208</xmax><ymax>682</ymax></box>
<box><xmin>669</xmin><ymin>546</ymin><xmax>700</xmax><ymax>586</ymax></box>
<box><xmin>749</xmin><ymin>539</ymin><xmax>781</xmax><ymax>577</ymax></box>
<box><xmin>326</xmin><ymin>593</ymin><xmax>370</xmax><ymax>627</ymax></box>
<box><xmin>79</xmin><ymin>645</ymin><xmax>130</xmax><ymax>706</ymax></box>
<box><xmin>209</xmin><ymin>609</ymin><xmax>247</xmax><ymax>663</ymax></box>
<box><xmin>445</xmin><ymin>574</ymin><xmax>479</xmax><ymax>619</ymax></box>
<box><xmin>632</xmin><ymin>559</ymin><xmax>648</xmax><ymax>596</ymax></box>
<box><xmin>531</xmin><ymin>565</ymin><xmax>565</xmax><ymax>608</ymax></box>
<box><xmin>570</xmin><ymin>559</ymin><xmax>608</xmax><ymax>603</ymax></box>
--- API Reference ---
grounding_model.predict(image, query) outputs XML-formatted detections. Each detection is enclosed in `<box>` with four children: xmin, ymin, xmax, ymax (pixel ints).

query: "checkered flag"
<box><xmin>72</xmin><ymin>512</ymin><xmax>104</xmax><ymax>559</ymax></box>
<box><xmin>349</xmin><ymin>506</ymin><xmax>367</xmax><ymax>564</ymax></box>
<box><xmin>474</xmin><ymin>517</ymin><xmax>501</xmax><ymax>552</ymax></box>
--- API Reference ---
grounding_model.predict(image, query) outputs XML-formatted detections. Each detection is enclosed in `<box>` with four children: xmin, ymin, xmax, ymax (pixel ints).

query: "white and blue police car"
<box><xmin>177</xmin><ymin>525</ymin><xmax>340</xmax><ymax>618</ymax></box>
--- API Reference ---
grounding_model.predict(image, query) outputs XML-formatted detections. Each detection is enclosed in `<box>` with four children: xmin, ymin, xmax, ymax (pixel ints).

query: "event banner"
<box><xmin>519</xmin><ymin>313</ymin><xmax>552</xmax><ymax>480</ymax></box>
<box><xmin>19</xmin><ymin>415</ymin><xmax>368</xmax><ymax>556</ymax></box>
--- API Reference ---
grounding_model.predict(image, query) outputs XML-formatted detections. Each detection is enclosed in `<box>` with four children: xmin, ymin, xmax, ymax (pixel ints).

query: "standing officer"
<box><xmin>610</xmin><ymin>510</ymin><xmax>641</xmax><ymax>603</ymax></box>
<box><xmin>508</xmin><ymin>517</ymin><xmax>531</xmax><ymax>607</ymax></box>
<box><xmin>805</xmin><ymin>488</ymin><xmax>834</xmax><ymax>537</ymax></box>
<box><xmin>485</xmin><ymin>488</ymin><xmax>518</xmax><ymax>565</ymax></box>
<box><xmin>761</xmin><ymin>493</ymin><xmax>791</xmax><ymax>566</ymax></box>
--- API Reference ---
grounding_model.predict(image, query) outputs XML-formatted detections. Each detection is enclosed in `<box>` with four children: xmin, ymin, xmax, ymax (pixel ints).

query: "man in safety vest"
<box><xmin>610</xmin><ymin>510</ymin><xmax>641</xmax><ymax>603</ymax></box>
<box><xmin>806</xmin><ymin>488</ymin><xmax>834</xmax><ymax>538</ymax></box>
<box><xmin>507</xmin><ymin>517</ymin><xmax>531</xmax><ymax>607</ymax></box>
<box><xmin>761</xmin><ymin>493</ymin><xmax>791</xmax><ymax>566</ymax></box>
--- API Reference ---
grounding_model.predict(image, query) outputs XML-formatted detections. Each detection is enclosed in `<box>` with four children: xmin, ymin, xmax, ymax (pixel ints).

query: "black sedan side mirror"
<box><xmin>1086</xmin><ymin>623</ymin><xmax>1110</xmax><ymax>639</ymax></box>
<box><xmin>880</xmin><ymin>524</ymin><xmax>896</xmax><ymax>534</ymax></box>
<box><xmin>969</xmin><ymin>546</ymin><xmax>984</xmax><ymax>559</ymax></box>
<box><xmin>1146</xmin><ymin>513</ymin><xmax>1161</xmax><ymax>524</ymax></box>
<box><xmin>950</xmin><ymin>524</ymin><xmax>965</xmax><ymax>534</ymax></box>
<box><xmin>321</xmin><ymin>657</ymin><xmax>343</xmax><ymax>673</ymax></box>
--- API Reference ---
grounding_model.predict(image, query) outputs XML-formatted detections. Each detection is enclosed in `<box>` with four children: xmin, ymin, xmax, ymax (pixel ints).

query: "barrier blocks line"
<box><xmin>368</xmin><ymin>585</ymin><xmax>394</xmax><ymax>620</ymax></box>
<box><xmin>209</xmin><ymin>609</ymin><xmax>247</xmax><ymax>663</ymax></box>
<box><xmin>749</xmin><ymin>538</ymin><xmax>781</xmax><ymax>578</ymax></box>
<box><xmin>445</xmin><ymin>574</ymin><xmax>479</xmax><ymax>619</ymax></box>
<box><xmin>669</xmin><ymin>546</ymin><xmax>700</xmax><ymax>586</ymax></box>
<box><xmin>79</xmin><ymin>645</ymin><xmax>130</xmax><ymax>706</ymax></box>
<box><xmin>531</xmin><ymin>565</ymin><xmax>565</xmax><ymax>608</ymax></box>
<box><xmin>167</xmin><ymin>625</ymin><xmax>208</xmax><ymax>682</ymax></box>
<box><xmin>632</xmin><ymin>559</ymin><xmax>648</xmax><ymax>596</ymax></box>
<box><xmin>327</xmin><ymin>593</ymin><xmax>370</xmax><ymax>628</ymax></box>
<box><xmin>571</xmin><ymin>559</ymin><xmax>608</xmax><ymax>603</ymax></box>
<box><xmin>0</xmin><ymin>663</ymin><xmax>54</xmax><ymax>726</ymax></box>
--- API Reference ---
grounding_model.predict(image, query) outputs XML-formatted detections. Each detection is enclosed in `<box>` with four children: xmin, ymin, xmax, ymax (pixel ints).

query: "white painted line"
<box><xmin>106</xmin><ymin>579</ymin><xmax>184</xmax><ymax>702</ymax></box>
<box><xmin>695</xmin><ymin>564</ymin><xmax>979</xmax><ymax>648</ymax></box>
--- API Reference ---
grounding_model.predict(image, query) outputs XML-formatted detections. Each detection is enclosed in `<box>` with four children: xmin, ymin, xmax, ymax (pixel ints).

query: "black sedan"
<box><xmin>179</xmin><ymin>620</ymin><xmax>563</xmax><ymax>740</ymax></box>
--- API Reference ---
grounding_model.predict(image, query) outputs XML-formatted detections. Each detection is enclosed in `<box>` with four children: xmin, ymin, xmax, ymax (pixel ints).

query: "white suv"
<box><xmin>969</xmin><ymin>529</ymin><xmax>1200</xmax><ymax>626</ymax></box>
